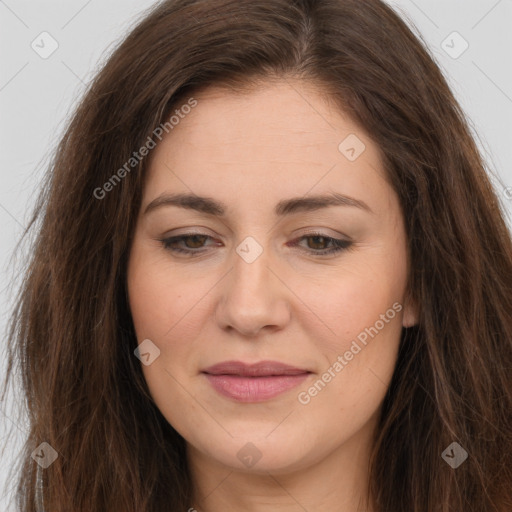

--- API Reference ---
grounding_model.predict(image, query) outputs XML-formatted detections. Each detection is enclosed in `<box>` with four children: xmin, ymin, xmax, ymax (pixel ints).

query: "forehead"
<box><xmin>167</xmin><ymin>80</ymin><xmax>369</xmax><ymax>150</ymax></box>
<box><xmin>143</xmin><ymin>80</ymin><xmax>396</xmax><ymax>219</ymax></box>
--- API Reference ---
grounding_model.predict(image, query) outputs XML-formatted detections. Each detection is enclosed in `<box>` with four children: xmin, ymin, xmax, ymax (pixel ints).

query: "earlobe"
<box><xmin>401</xmin><ymin>294</ymin><xmax>419</xmax><ymax>328</ymax></box>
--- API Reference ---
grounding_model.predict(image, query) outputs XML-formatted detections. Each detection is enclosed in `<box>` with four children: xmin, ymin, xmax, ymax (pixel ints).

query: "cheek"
<box><xmin>289</xmin><ymin>248</ymin><xmax>407</xmax><ymax>416</ymax></box>
<box><xmin>127</xmin><ymin>253</ymin><xmax>206</xmax><ymax>431</ymax></box>
<box><xmin>291</xmin><ymin>251</ymin><xmax>406</xmax><ymax>430</ymax></box>
<box><xmin>292</xmin><ymin>285</ymin><xmax>404</xmax><ymax>446</ymax></box>
<box><xmin>127</xmin><ymin>242</ymin><xmax>207</xmax><ymax>343</ymax></box>
<box><xmin>293</xmin><ymin>252</ymin><xmax>407</xmax><ymax>355</ymax></box>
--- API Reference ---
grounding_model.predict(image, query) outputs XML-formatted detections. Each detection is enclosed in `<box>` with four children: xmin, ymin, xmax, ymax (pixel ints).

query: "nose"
<box><xmin>215</xmin><ymin>244</ymin><xmax>291</xmax><ymax>337</ymax></box>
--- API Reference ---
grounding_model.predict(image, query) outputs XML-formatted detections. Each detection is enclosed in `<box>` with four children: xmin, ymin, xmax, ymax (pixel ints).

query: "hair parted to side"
<box><xmin>2</xmin><ymin>0</ymin><xmax>512</xmax><ymax>510</ymax></box>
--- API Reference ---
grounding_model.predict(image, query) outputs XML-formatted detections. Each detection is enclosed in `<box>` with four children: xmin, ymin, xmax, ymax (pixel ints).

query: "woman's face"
<box><xmin>127</xmin><ymin>79</ymin><xmax>417</xmax><ymax>475</ymax></box>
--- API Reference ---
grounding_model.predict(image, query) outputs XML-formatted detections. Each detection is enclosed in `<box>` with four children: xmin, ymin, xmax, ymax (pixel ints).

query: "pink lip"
<box><xmin>202</xmin><ymin>360</ymin><xmax>311</xmax><ymax>402</ymax></box>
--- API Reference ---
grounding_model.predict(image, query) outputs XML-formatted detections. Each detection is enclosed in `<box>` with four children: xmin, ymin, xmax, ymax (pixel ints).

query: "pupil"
<box><xmin>309</xmin><ymin>236</ymin><xmax>326</xmax><ymax>249</ymax></box>
<box><xmin>186</xmin><ymin>235</ymin><xmax>207</xmax><ymax>248</ymax></box>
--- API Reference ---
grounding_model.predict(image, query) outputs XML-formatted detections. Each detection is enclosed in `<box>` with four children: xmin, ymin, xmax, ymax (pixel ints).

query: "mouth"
<box><xmin>201</xmin><ymin>360</ymin><xmax>312</xmax><ymax>402</ymax></box>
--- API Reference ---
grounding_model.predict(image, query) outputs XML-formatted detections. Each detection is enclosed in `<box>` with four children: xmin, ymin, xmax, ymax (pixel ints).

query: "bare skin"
<box><xmin>127</xmin><ymin>78</ymin><xmax>417</xmax><ymax>512</ymax></box>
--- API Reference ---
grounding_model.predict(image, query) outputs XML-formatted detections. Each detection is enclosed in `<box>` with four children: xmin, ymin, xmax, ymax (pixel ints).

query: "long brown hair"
<box><xmin>2</xmin><ymin>0</ymin><xmax>512</xmax><ymax>510</ymax></box>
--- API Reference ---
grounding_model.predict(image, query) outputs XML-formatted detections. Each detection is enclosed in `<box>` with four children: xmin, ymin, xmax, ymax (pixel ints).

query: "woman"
<box><xmin>2</xmin><ymin>0</ymin><xmax>512</xmax><ymax>510</ymax></box>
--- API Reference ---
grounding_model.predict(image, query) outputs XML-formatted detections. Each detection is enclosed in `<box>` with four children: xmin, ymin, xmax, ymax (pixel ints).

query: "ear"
<box><xmin>401</xmin><ymin>291</ymin><xmax>419</xmax><ymax>328</ymax></box>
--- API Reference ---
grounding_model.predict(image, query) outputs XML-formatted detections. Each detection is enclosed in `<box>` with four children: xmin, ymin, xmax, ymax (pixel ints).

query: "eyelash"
<box><xmin>159</xmin><ymin>232</ymin><xmax>353</xmax><ymax>257</ymax></box>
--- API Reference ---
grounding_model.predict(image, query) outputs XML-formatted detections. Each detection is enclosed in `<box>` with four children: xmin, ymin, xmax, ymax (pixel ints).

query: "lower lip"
<box><xmin>204</xmin><ymin>373</ymin><xmax>310</xmax><ymax>402</ymax></box>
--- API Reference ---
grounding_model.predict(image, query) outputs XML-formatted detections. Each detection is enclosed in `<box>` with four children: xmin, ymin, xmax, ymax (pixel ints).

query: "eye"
<box><xmin>288</xmin><ymin>233</ymin><xmax>353</xmax><ymax>255</ymax></box>
<box><xmin>159</xmin><ymin>234</ymin><xmax>218</xmax><ymax>255</ymax></box>
<box><xmin>159</xmin><ymin>232</ymin><xmax>352</xmax><ymax>257</ymax></box>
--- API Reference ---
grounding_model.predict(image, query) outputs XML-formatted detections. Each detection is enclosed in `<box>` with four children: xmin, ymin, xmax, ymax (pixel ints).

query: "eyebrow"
<box><xmin>144</xmin><ymin>191</ymin><xmax>374</xmax><ymax>216</ymax></box>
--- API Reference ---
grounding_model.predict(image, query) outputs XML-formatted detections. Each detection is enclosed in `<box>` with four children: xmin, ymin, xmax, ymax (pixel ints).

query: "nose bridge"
<box><xmin>233</xmin><ymin>240</ymin><xmax>270</xmax><ymax>292</ymax></box>
<box><xmin>215</xmin><ymin>236</ymin><xmax>290</xmax><ymax>335</ymax></box>
<box><xmin>230</xmin><ymin>237</ymin><xmax>275</xmax><ymax>307</ymax></box>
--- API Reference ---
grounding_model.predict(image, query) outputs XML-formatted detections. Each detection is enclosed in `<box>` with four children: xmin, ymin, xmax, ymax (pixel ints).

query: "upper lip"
<box><xmin>202</xmin><ymin>360</ymin><xmax>311</xmax><ymax>377</ymax></box>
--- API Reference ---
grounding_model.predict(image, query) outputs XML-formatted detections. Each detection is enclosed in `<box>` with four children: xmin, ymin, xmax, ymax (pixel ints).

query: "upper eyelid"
<box><xmin>162</xmin><ymin>231</ymin><xmax>347</xmax><ymax>241</ymax></box>
<box><xmin>161</xmin><ymin>226</ymin><xmax>350</xmax><ymax>239</ymax></box>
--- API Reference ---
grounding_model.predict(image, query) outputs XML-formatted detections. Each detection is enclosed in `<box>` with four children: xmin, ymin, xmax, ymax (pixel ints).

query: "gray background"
<box><xmin>1</xmin><ymin>1</ymin><xmax>511</xmax><ymax>509</ymax></box>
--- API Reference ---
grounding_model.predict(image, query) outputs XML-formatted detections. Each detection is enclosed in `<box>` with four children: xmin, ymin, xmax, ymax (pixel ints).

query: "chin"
<box><xmin>188</xmin><ymin>427</ymin><xmax>323</xmax><ymax>475</ymax></box>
